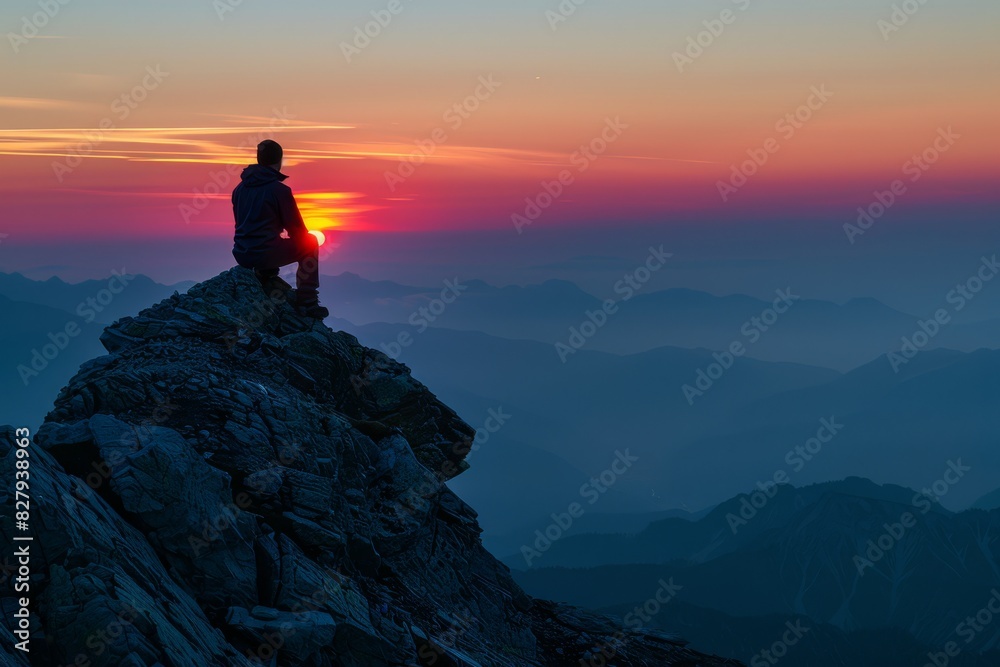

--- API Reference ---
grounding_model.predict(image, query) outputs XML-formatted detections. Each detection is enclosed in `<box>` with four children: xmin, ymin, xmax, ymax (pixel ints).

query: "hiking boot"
<box><xmin>292</xmin><ymin>290</ymin><xmax>329</xmax><ymax>319</ymax></box>
<box><xmin>297</xmin><ymin>302</ymin><xmax>330</xmax><ymax>318</ymax></box>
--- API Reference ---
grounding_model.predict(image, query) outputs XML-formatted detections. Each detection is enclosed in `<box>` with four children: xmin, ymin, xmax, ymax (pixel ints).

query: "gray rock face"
<box><xmin>0</xmin><ymin>268</ymin><xmax>741</xmax><ymax>666</ymax></box>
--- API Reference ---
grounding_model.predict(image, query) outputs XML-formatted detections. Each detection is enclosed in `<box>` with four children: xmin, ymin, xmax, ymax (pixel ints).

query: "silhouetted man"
<box><xmin>232</xmin><ymin>140</ymin><xmax>329</xmax><ymax>318</ymax></box>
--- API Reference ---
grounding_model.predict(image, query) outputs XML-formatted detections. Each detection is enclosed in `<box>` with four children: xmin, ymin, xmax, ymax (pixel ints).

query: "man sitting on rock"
<box><xmin>232</xmin><ymin>139</ymin><xmax>329</xmax><ymax>318</ymax></box>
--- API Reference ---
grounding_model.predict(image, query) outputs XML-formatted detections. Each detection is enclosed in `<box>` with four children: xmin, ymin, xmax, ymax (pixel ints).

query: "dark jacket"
<box><xmin>232</xmin><ymin>165</ymin><xmax>308</xmax><ymax>258</ymax></box>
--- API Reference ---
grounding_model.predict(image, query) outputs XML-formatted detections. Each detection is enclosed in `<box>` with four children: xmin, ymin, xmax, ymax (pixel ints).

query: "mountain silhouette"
<box><xmin>314</xmin><ymin>272</ymin><xmax>1000</xmax><ymax>371</ymax></box>
<box><xmin>509</xmin><ymin>479</ymin><xmax>1000</xmax><ymax>666</ymax></box>
<box><xmin>0</xmin><ymin>267</ymin><xmax>741</xmax><ymax>666</ymax></box>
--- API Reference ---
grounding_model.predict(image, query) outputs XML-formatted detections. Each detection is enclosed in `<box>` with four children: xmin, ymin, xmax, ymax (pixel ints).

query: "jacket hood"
<box><xmin>239</xmin><ymin>164</ymin><xmax>288</xmax><ymax>187</ymax></box>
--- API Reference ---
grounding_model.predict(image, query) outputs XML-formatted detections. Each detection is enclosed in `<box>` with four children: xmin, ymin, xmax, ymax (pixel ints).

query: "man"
<box><xmin>232</xmin><ymin>140</ymin><xmax>329</xmax><ymax>318</ymax></box>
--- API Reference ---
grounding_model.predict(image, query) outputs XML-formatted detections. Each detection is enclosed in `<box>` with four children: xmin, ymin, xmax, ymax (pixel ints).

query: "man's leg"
<box><xmin>237</xmin><ymin>237</ymin><xmax>327</xmax><ymax>316</ymax></box>
<box><xmin>294</xmin><ymin>234</ymin><xmax>321</xmax><ymax>301</ymax></box>
<box><xmin>235</xmin><ymin>241</ymin><xmax>300</xmax><ymax>273</ymax></box>
<box><xmin>291</xmin><ymin>235</ymin><xmax>328</xmax><ymax>317</ymax></box>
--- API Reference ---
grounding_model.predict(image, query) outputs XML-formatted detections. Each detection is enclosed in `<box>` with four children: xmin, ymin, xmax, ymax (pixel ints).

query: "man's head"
<box><xmin>257</xmin><ymin>140</ymin><xmax>283</xmax><ymax>171</ymax></box>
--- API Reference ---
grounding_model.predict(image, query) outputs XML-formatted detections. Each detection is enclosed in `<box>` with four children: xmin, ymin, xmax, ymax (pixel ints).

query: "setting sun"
<box><xmin>308</xmin><ymin>229</ymin><xmax>326</xmax><ymax>247</ymax></box>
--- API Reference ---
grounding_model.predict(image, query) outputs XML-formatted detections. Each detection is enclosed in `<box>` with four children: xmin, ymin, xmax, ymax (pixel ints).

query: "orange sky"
<box><xmin>0</xmin><ymin>0</ymin><xmax>998</xmax><ymax>252</ymax></box>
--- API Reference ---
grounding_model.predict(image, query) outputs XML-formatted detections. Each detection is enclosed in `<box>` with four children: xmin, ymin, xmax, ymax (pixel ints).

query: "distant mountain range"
<box><xmin>0</xmin><ymin>271</ymin><xmax>193</xmax><ymax>324</ymax></box>
<box><xmin>3</xmin><ymin>270</ymin><xmax>999</xmax><ymax>542</ymax></box>
<box><xmin>0</xmin><ymin>272</ymin><xmax>190</xmax><ymax>429</ymax></box>
<box><xmin>0</xmin><ymin>294</ymin><xmax>107</xmax><ymax>430</ymax></box>
<box><xmin>332</xmin><ymin>318</ymin><xmax>1000</xmax><ymax>539</ymax></box>
<box><xmin>332</xmin><ymin>318</ymin><xmax>842</xmax><ymax>540</ymax></box>
<box><xmin>508</xmin><ymin>478</ymin><xmax>1000</xmax><ymax>666</ymax></box>
<box><xmin>317</xmin><ymin>272</ymin><xmax>1000</xmax><ymax>371</ymax></box>
<box><xmin>3</xmin><ymin>269</ymin><xmax>998</xmax><ymax>666</ymax></box>
<box><xmin>7</xmin><ymin>269</ymin><xmax>1000</xmax><ymax>373</ymax></box>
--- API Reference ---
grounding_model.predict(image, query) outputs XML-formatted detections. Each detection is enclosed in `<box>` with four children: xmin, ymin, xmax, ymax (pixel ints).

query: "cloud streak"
<box><xmin>0</xmin><ymin>97</ymin><xmax>93</xmax><ymax>111</ymax></box>
<box><xmin>0</xmin><ymin>122</ymin><xmax>714</xmax><ymax>171</ymax></box>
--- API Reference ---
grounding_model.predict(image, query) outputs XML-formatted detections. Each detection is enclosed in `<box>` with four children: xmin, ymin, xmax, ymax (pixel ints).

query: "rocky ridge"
<box><xmin>0</xmin><ymin>268</ymin><xmax>740</xmax><ymax>666</ymax></box>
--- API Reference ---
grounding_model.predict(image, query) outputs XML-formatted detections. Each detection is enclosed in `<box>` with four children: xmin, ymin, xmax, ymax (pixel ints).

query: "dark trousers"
<box><xmin>234</xmin><ymin>235</ymin><xmax>319</xmax><ymax>296</ymax></box>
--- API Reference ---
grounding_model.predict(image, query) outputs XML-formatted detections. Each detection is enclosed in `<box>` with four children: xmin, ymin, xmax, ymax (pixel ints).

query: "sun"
<box><xmin>308</xmin><ymin>230</ymin><xmax>327</xmax><ymax>247</ymax></box>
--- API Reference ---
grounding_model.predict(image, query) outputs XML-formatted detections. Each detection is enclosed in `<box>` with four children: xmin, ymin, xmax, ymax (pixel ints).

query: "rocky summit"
<box><xmin>0</xmin><ymin>268</ymin><xmax>741</xmax><ymax>666</ymax></box>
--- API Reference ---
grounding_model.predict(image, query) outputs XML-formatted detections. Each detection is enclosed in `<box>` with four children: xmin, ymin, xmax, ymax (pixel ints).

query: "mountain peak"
<box><xmin>2</xmin><ymin>267</ymin><xmax>739</xmax><ymax>666</ymax></box>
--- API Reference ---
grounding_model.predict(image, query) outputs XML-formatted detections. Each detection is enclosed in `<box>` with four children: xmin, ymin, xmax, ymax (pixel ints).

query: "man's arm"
<box><xmin>277</xmin><ymin>185</ymin><xmax>309</xmax><ymax>240</ymax></box>
<box><xmin>231</xmin><ymin>185</ymin><xmax>239</xmax><ymax>225</ymax></box>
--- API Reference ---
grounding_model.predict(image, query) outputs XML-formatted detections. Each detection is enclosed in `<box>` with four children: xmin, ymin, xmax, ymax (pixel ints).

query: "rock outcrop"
<box><xmin>0</xmin><ymin>268</ymin><xmax>741</xmax><ymax>666</ymax></box>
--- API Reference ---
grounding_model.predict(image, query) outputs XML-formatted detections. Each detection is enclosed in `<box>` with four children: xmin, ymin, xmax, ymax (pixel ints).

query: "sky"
<box><xmin>0</xmin><ymin>0</ymin><xmax>998</xmax><ymax>294</ymax></box>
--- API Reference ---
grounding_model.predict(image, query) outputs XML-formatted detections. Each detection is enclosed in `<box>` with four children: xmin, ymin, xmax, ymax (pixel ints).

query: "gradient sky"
<box><xmin>0</xmin><ymin>0</ymin><xmax>998</xmax><ymax>286</ymax></box>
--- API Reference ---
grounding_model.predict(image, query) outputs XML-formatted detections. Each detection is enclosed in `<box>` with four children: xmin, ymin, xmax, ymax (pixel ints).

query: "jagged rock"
<box><xmin>0</xmin><ymin>268</ymin><xmax>741</xmax><ymax>666</ymax></box>
<box><xmin>226</xmin><ymin>605</ymin><xmax>337</xmax><ymax>663</ymax></box>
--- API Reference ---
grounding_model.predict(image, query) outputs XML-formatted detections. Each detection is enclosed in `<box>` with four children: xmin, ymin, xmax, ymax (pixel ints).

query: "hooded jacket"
<box><xmin>231</xmin><ymin>164</ymin><xmax>309</xmax><ymax>258</ymax></box>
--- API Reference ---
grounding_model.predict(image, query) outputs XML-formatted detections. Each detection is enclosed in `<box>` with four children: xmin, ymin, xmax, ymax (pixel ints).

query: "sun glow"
<box><xmin>308</xmin><ymin>229</ymin><xmax>326</xmax><ymax>247</ymax></box>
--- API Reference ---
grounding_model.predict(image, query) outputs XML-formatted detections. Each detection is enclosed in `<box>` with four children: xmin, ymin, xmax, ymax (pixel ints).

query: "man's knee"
<box><xmin>299</xmin><ymin>234</ymin><xmax>319</xmax><ymax>256</ymax></box>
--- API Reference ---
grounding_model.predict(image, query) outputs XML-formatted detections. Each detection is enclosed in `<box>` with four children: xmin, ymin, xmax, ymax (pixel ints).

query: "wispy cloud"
<box><xmin>0</xmin><ymin>97</ymin><xmax>93</xmax><ymax>111</ymax></box>
<box><xmin>0</xmin><ymin>121</ymin><xmax>716</xmax><ymax>172</ymax></box>
<box><xmin>0</xmin><ymin>123</ymin><xmax>357</xmax><ymax>164</ymax></box>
